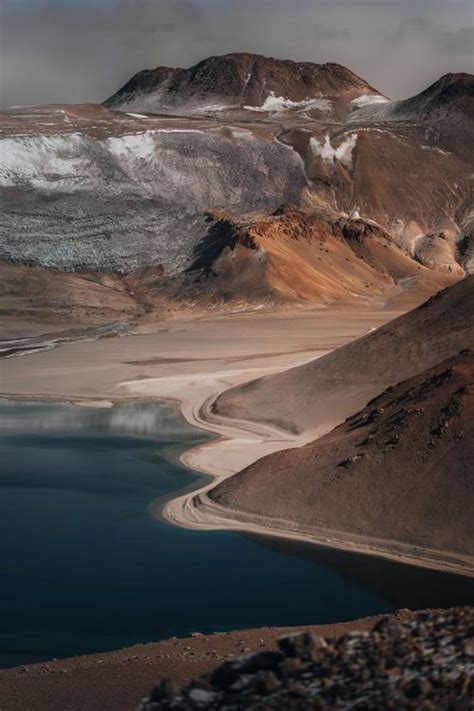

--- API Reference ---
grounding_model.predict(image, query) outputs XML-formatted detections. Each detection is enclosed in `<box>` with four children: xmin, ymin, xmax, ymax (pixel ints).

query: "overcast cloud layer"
<box><xmin>1</xmin><ymin>0</ymin><xmax>473</xmax><ymax>107</ymax></box>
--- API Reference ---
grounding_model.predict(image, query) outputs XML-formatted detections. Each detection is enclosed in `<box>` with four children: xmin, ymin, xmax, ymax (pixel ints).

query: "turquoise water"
<box><xmin>0</xmin><ymin>400</ymin><xmax>472</xmax><ymax>668</ymax></box>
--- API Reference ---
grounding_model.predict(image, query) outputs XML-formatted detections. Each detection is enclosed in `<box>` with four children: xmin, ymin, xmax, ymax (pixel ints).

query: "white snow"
<box><xmin>421</xmin><ymin>144</ymin><xmax>451</xmax><ymax>156</ymax></box>
<box><xmin>350</xmin><ymin>94</ymin><xmax>390</xmax><ymax>108</ymax></box>
<box><xmin>194</xmin><ymin>103</ymin><xmax>237</xmax><ymax>113</ymax></box>
<box><xmin>153</xmin><ymin>128</ymin><xmax>206</xmax><ymax>133</ymax></box>
<box><xmin>188</xmin><ymin>689</ymin><xmax>218</xmax><ymax>704</ymax></box>
<box><xmin>106</xmin><ymin>131</ymin><xmax>157</xmax><ymax>160</ymax></box>
<box><xmin>127</xmin><ymin>112</ymin><xmax>149</xmax><ymax>119</ymax></box>
<box><xmin>106</xmin><ymin>129</ymin><xmax>207</xmax><ymax>159</ymax></box>
<box><xmin>244</xmin><ymin>92</ymin><xmax>332</xmax><ymax>113</ymax></box>
<box><xmin>348</xmin><ymin>206</ymin><xmax>361</xmax><ymax>220</ymax></box>
<box><xmin>310</xmin><ymin>133</ymin><xmax>358</xmax><ymax>170</ymax></box>
<box><xmin>0</xmin><ymin>133</ymin><xmax>95</xmax><ymax>188</ymax></box>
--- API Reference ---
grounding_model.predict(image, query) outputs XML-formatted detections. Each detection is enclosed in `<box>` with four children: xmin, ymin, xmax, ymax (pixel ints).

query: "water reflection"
<box><xmin>0</xmin><ymin>399</ymin><xmax>203</xmax><ymax>440</ymax></box>
<box><xmin>250</xmin><ymin>535</ymin><xmax>474</xmax><ymax>610</ymax></box>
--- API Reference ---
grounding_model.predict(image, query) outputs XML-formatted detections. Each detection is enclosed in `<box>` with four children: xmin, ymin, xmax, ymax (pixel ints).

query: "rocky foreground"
<box><xmin>138</xmin><ymin>608</ymin><xmax>474</xmax><ymax>710</ymax></box>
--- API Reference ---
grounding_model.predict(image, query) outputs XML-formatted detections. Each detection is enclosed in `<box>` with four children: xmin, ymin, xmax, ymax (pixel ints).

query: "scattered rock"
<box><xmin>138</xmin><ymin>608</ymin><xmax>474</xmax><ymax>710</ymax></box>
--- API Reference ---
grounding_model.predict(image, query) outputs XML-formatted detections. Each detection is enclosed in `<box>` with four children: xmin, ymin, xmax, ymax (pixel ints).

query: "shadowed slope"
<box><xmin>215</xmin><ymin>276</ymin><xmax>474</xmax><ymax>434</ymax></box>
<box><xmin>211</xmin><ymin>350</ymin><xmax>474</xmax><ymax>559</ymax></box>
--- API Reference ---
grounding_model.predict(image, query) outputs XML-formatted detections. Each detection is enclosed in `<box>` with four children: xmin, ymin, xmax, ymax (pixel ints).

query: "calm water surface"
<box><xmin>0</xmin><ymin>400</ymin><xmax>472</xmax><ymax>668</ymax></box>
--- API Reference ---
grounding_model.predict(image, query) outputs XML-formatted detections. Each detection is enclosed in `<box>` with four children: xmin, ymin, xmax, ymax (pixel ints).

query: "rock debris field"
<box><xmin>138</xmin><ymin>607</ymin><xmax>474</xmax><ymax>710</ymax></box>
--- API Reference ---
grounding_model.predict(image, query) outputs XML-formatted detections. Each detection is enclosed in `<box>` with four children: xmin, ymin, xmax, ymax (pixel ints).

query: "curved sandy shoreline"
<box><xmin>3</xmin><ymin>305</ymin><xmax>472</xmax><ymax>578</ymax></box>
<box><xmin>119</xmin><ymin>361</ymin><xmax>474</xmax><ymax>579</ymax></box>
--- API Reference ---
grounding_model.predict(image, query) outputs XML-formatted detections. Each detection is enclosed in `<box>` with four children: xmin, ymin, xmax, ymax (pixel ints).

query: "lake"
<box><xmin>0</xmin><ymin>399</ymin><xmax>472</xmax><ymax>668</ymax></box>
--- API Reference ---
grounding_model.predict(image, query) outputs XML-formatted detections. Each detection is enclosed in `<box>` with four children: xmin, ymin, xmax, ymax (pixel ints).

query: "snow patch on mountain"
<box><xmin>351</xmin><ymin>94</ymin><xmax>390</xmax><ymax>108</ymax></box>
<box><xmin>106</xmin><ymin>129</ymin><xmax>209</xmax><ymax>160</ymax></box>
<box><xmin>245</xmin><ymin>92</ymin><xmax>332</xmax><ymax>113</ymax></box>
<box><xmin>106</xmin><ymin>132</ymin><xmax>157</xmax><ymax>160</ymax></box>
<box><xmin>310</xmin><ymin>133</ymin><xmax>358</xmax><ymax>170</ymax></box>
<box><xmin>0</xmin><ymin>126</ymin><xmax>308</xmax><ymax>271</ymax></box>
<box><xmin>0</xmin><ymin>133</ymin><xmax>98</xmax><ymax>189</ymax></box>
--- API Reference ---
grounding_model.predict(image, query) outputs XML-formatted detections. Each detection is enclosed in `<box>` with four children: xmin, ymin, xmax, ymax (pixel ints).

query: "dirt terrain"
<box><xmin>216</xmin><ymin>276</ymin><xmax>474</xmax><ymax>435</ymax></box>
<box><xmin>139</xmin><ymin>608</ymin><xmax>474</xmax><ymax>710</ymax></box>
<box><xmin>0</xmin><ymin>611</ymin><xmax>425</xmax><ymax>711</ymax></box>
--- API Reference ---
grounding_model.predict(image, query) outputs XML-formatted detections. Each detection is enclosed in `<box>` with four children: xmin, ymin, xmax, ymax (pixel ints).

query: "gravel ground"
<box><xmin>138</xmin><ymin>607</ymin><xmax>474</xmax><ymax>710</ymax></box>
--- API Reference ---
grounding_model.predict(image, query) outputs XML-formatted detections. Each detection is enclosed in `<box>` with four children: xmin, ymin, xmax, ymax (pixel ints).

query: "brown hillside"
<box><xmin>210</xmin><ymin>350</ymin><xmax>474</xmax><ymax>560</ymax></box>
<box><xmin>215</xmin><ymin>276</ymin><xmax>474</xmax><ymax>434</ymax></box>
<box><xmin>154</xmin><ymin>208</ymin><xmax>459</xmax><ymax>309</ymax></box>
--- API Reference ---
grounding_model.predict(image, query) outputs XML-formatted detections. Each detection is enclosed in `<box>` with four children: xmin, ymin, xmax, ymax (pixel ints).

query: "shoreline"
<box><xmin>2</xmin><ymin>315</ymin><xmax>473</xmax><ymax>579</ymax></box>
<box><xmin>118</xmin><ymin>362</ymin><xmax>474</xmax><ymax>580</ymax></box>
<box><xmin>1</xmin><ymin>305</ymin><xmax>473</xmax><ymax>710</ymax></box>
<box><xmin>4</xmin><ymin>384</ymin><xmax>473</xmax><ymax>578</ymax></box>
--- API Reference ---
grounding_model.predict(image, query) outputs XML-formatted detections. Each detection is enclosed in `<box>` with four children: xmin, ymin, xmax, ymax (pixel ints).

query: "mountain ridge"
<box><xmin>1</xmin><ymin>53</ymin><xmax>472</xmax><ymax>315</ymax></box>
<box><xmin>104</xmin><ymin>52</ymin><xmax>382</xmax><ymax>114</ymax></box>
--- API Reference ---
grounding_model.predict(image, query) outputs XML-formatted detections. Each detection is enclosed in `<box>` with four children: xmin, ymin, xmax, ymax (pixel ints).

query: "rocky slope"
<box><xmin>1</xmin><ymin>55</ymin><xmax>472</xmax><ymax>308</ymax></box>
<box><xmin>0</xmin><ymin>205</ymin><xmax>461</xmax><ymax>341</ymax></box>
<box><xmin>139</xmin><ymin>607</ymin><xmax>474</xmax><ymax>710</ymax></box>
<box><xmin>215</xmin><ymin>276</ymin><xmax>474</xmax><ymax>435</ymax></box>
<box><xmin>154</xmin><ymin>207</ymin><xmax>459</xmax><ymax>309</ymax></box>
<box><xmin>211</xmin><ymin>350</ymin><xmax>474</xmax><ymax>561</ymax></box>
<box><xmin>0</xmin><ymin>108</ymin><xmax>304</xmax><ymax>273</ymax></box>
<box><xmin>104</xmin><ymin>53</ymin><xmax>381</xmax><ymax>117</ymax></box>
<box><xmin>6</xmin><ymin>610</ymin><xmax>467</xmax><ymax>711</ymax></box>
<box><xmin>390</xmin><ymin>72</ymin><xmax>474</xmax><ymax>123</ymax></box>
<box><xmin>351</xmin><ymin>72</ymin><xmax>474</xmax><ymax>160</ymax></box>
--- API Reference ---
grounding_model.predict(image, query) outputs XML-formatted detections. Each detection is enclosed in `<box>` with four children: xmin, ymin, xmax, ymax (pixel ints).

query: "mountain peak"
<box><xmin>392</xmin><ymin>71</ymin><xmax>474</xmax><ymax>120</ymax></box>
<box><xmin>104</xmin><ymin>52</ymin><xmax>379</xmax><ymax>115</ymax></box>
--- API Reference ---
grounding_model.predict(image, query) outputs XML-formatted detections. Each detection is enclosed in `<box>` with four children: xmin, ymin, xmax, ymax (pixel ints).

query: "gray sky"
<box><xmin>1</xmin><ymin>0</ymin><xmax>473</xmax><ymax>107</ymax></box>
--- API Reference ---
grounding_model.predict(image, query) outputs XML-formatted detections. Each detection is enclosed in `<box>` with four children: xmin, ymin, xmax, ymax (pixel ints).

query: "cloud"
<box><xmin>311</xmin><ymin>24</ymin><xmax>352</xmax><ymax>41</ymax></box>
<box><xmin>438</xmin><ymin>26</ymin><xmax>474</xmax><ymax>54</ymax></box>
<box><xmin>1</xmin><ymin>0</ymin><xmax>473</xmax><ymax>107</ymax></box>
<box><xmin>387</xmin><ymin>17</ymin><xmax>474</xmax><ymax>55</ymax></box>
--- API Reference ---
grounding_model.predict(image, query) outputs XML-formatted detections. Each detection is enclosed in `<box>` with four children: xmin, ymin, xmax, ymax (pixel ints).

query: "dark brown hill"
<box><xmin>392</xmin><ymin>72</ymin><xmax>474</xmax><ymax>121</ymax></box>
<box><xmin>104</xmin><ymin>53</ymin><xmax>379</xmax><ymax>113</ymax></box>
<box><xmin>211</xmin><ymin>350</ymin><xmax>474</xmax><ymax>563</ymax></box>
<box><xmin>215</xmin><ymin>276</ymin><xmax>474</xmax><ymax>434</ymax></box>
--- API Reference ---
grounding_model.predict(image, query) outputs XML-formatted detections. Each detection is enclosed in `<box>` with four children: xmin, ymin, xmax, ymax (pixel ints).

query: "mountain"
<box><xmin>152</xmin><ymin>207</ymin><xmax>460</xmax><ymax>310</ymax></box>
<box><xmin>390</xmin><ymin>73</ymin><xmax>474</xmax><ymax>122</ymax></box>
<box><xmin>0</xmin><ymin>105</ymin><xmax>306</xmax><ymax>272</ymax></box>
<box><xmin>0</xmin><ymin>207</ymin><xmax>460</xmax><ymax>341</ymax></box>
<box><xmin>0</xmin><ymin>260</ymin><xmax>142</xmax><ymax>328</ymax></box>
<box><xmin>210</xmin><ymin>349</ymin><xmax>474</xmax><ymax>568</ymax></box>
<box><xmin>350</xmin><ymin>72</ymin><xmax>474</xmax><ymax>158</ymax></box>
<box><xmin>215</xmin><ymin>276</ymin><xmax>474</xmax><ymax>434</ymax></box>
<box><xmin>1</xmin><ymin>55</ymin><xmax>472</xmax><ymax>319</ymax></box>
<box><xmin>104</xmin><ymin>53</ymin><xmax>381</xmax><ymax>116</ymax></box>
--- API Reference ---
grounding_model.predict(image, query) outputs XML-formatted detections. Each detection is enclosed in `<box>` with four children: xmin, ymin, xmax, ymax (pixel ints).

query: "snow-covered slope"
<box><xmin>1</xmin><ymin>57</ymin><xmax>472</xmax><ymax>279</ymax></box>
<box><xmin>0</xmin><ymin>121</ymin><xmax>306</xmax><ymax>271</ymax></box>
